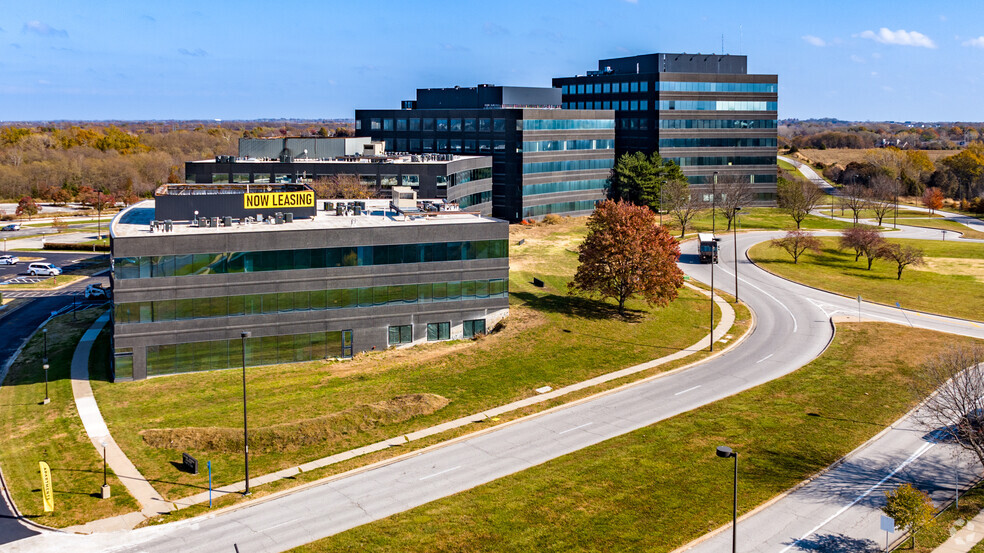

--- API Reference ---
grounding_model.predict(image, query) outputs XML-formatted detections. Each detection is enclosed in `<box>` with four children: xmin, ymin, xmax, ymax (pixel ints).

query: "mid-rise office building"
<box><xmin>109</xmin><ymin>187</ymin><xmax>509</xmax><ymax>380</ymax></box>
<box><xmin>553</xmin><ymin>53</ymin><xmax>778</xmax><ymax>203</ymax></box>
<box><xmin>356</xmin><ymin>85</ymin><xmax>615</xmax><ymax>221</ymax></box>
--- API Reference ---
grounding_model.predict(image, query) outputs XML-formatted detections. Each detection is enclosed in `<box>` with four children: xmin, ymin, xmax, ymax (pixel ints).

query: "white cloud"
<box><xmin>859</xmin><ymin>28</ymin><xmax>936</xmax><ymax>48</ymax></box>
<box><xmin>850</xmin><ymin>54</ymin><xmax>865</xmax><ymax>64</ymax></box>
<box><xmin>802</xmin><ymin>35</ymin><xmax>826</xmax><ymax>47</ymax></box>
<box><xmin>963</xmin><ymin>36</ymin><xmax>984</xmax><ymax>48</ymax></box>
<box><xmin>22</xmin><ymin>20</ymin><xmax>68</xmax><ymax>38</ymax></box>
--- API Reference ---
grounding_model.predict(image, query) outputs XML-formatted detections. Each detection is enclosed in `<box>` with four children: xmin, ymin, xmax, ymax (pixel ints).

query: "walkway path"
<box><xmin>69</xmin><ymin>311</ymin><xmax>173</xmax><ymax>532</ymax></box>
<box><xmin>935</xmin><ymin>510</ymin><xmax>984</xmax><ymax>553</ymax></box>
<box><xmin>61</xmin><ymin>284</ymin><xmax>737</xmax><ymax>533</ymax></box>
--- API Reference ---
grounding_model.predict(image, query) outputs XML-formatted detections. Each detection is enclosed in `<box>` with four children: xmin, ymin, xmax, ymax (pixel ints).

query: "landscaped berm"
<box><xmin>76</xmin><ymin>215</ymin><xmax>734</xmax><ymax>518</ymax></box>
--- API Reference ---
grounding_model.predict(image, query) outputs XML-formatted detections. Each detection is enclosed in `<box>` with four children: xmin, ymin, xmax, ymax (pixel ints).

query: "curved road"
<box><xmin>4</xmin><ymin>224</ymin><xmax>984</xmax><ymax>553</ymax></box>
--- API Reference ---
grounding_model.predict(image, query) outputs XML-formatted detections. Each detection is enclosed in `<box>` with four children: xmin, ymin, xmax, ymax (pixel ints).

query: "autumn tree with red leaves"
<box><xmin>569</xmin><ymin>200</ymin><xmax>684</xmax><ymax>315</ymax></box>
<box><xmin>922</xmin><ymin>187</ymin><xmax>944</xmax><ymax>214</ymax></box>
<box><xmin>839</xmin><ymin>226</ymin><xmax>885</xmax><ymax>270</ymax></box>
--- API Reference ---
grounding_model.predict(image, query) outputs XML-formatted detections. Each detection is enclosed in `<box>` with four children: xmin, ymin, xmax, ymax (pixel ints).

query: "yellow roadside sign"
<box><xmin>243</xmin><ymin>191</ymin><xmax>315</xmax><ymax>209</ymax></box>
<box><xmin>39</xmin><ymin>461</ymin><xmax>54</xmax><ymax>513</ymax></box>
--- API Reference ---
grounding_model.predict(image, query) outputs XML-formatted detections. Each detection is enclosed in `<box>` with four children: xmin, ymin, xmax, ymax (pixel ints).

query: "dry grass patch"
<box><xmin>141</xmin><ymin>393</ymin><xmax>449</xmax><ymax>453</ymax></box>
<box><xmin>921</xmin><ymin>257</ymin><xmax>984</xmax><ymax>284</ymax></box>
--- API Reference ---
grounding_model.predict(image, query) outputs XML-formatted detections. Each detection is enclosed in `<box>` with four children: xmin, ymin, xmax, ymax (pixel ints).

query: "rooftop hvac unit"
<box><xmin>336</xmin><ymin>204</ymin><xmax>345</xmax><ymax>216</ymax></box>
<box><xmin>223</xmin><ymin>216</ymin><xmax>232</xmax><ymax>227</ymax></box>
<box><xmin>164</xmin><ymin>219</ymin><xmax>173</xmax><ymax>232</ymax></box>
<box><xmin>210</xmin><ymin>217</ymin><xmax>219</xmax><ymax>228</ymax></box>
<box><xmin>198</xmin><ymin>217</ymin><xmax>207</xmax><ymax>228</ymax></box>
<box><xmin>353</xmin><ymin>204</ymin><xmax>362</xmax><ymax>216</ymax></box>
<box><xmin>285</xmin><ymin>212</ymin><xmax>293</xmax><ymax>223</ymax></box>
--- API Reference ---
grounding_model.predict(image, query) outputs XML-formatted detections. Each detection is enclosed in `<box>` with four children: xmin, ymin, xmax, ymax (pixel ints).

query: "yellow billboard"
<box><xmin>39</xmin><ymin>461</ymin><xmax>54</xmax><ymax>513</ymax></box>
<box><xmin>243</xmin><ymin>191</ymin><xmax>315</xmax><ymax>209</ymax></box>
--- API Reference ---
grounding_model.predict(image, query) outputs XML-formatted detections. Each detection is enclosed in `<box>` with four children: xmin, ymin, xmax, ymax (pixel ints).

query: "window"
<box><xmin>594</xmin><ymin>83</ymin><xmax>602</xmax><ymax>93</ymax></box>
<box><xmin>479</xmin><ymin>118</ymin><xmax>491</xmax><ymax>132</ymax></box>
<box><xmin>493</xmin><ymin>118</ymin><xmax>505</xmax><ymax>132</ymax></box>
<box><xmin>621</xmin><ymin>82</ymin><xmax>629</xmax><ymax>92</ymax></box>
<box><xmin>396</xmin><ymin>119</ymin><xmax>407</xmax><ymax>131</ymax></box>
<box><xmin>463</xmin><ymin>319</ymin><xmax>486</xmax><ymax>338</ymax></box>
<box><xmin>577</xmin><ymin>84</ymin><xmax>585</xmax><ymax>94</ymax></box>
<box><xmin>436</xmin><ymin>118</ymin><xmax>448</xmax><ymax>131</ymax></box>
<box><xmin>450</xmin><ymin>118</ymin><xmax>461</xmax><ymax>131</ymax></box>
<box><xmin>603</xmin><ymin>82</ymin><xmax>611</xmax><ymax>93</ymax></box>
<box><xmin>427</xmin><ymin>322</ymin><xmax>450</xmax><ymax>341</ymax></box>
<box><xmin>212</xmin><ymin>173</ymin><xmax>229</xmax><ymax>184</ymax></box>
<box><xmin>422</xmin><ymin>118</ymin><xmax>434</xmax><ymax>131</ymax></box>
<box><xmin>233</xmin><ymin>173</ymin><xmax>250</xmax><ymax>183</ymax></box>
<box><xmin>389</xmin><ymin>325</ymin><xmax>412</xmax><ymax>345</ymax></box>
<box><xmin>630</xmin><ymin>81</ymin><xmax>639</xmax><ymax>92</ymax></box>
<box><xmin>409</xmin><ymin>118</ymin><xmax>421</xmax><ymax>131</ymax></box>
<box><xmin>370</xmin><ymin>118</ymin><xmax>381</xmax><ymax>130</ymax></box>
<box><xmin>463</xmin><ymin>118</ymin><xmax>476</xmax><ymax>132</ymax></box>
<box><xmin>402</xmin><ymin>174</ymin><xmax>419</xmax><ymax>187</ymax></box>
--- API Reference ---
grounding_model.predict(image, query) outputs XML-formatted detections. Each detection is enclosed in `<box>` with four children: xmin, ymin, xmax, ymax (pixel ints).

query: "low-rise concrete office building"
<box><xmin>109</xmin><ymin>188</ymin><xmax>509</xmax><ymax>381</ymax></box>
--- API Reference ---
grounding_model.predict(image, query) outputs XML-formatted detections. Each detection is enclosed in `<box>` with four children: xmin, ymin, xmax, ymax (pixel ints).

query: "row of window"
<box><xmin>522</xmin><ymin>139</ymin><xmax>615</xmax><ymax>153</ymax></box>
<box><xmin>458</xmin><ymin>190</ymin><xmax>492</xmax><ymax>208</ymax></box>
<box><xmin>561</xmin><ymin>81</ymin><xmax>777</xmax><ymax>95</ymax></box>
<box><xmin>114</xmin><ymin>239</ymin><xmax>509</xmax><ymax>280</ymax></box>
<box><xmin>387</xmin><ymin>137</ymin><xmax>506</xmax><ymax>154</ymax></box>
<box><xmin>618</xmin><ymin>118</ymin><xmax>649</xmax><ymax>131</ymax></box>
<box><xmin>665</xmin><ymin>156</ymin><xmax>778</xmax><ymax>167</ymax></box>
<box><xmin>452</xmin><ymin>166</ymin><xmax>493</xmax><ymax>186</ymax></box>
<box><xmin>521</xmin><ymin>119</ymin><xmax>616</xmax><ymax>131</ymax></box>
<box><xmin>659</xmin><ymin>119</ymin><xmax>778</xmax><ymax>129</ymax></box>
<box><xmin>366</xmin><ymin>117</ymin><xmax>511</xmax><ymax>133</ymax></box>
<box><xmin>522</xmin><ymin>200</ymin><xmax>598</xmax><ymax>218</ymax></box>
<box><xmin>522</xmin><ymin>158</ymin><xmax>614</xmax><ymax>175</ymax></box>
<box><xmin>660</xmin><ymin>101</ymin><xmax>778</xmax><ymax>111</ymax></box>
<box><xmin>388</xmin><ymin>319</ymin><xmax>486</xmax><ymax>345</ymax></box>
<box><xmin>686</xmin><ymin>173</ymin><xmax>778</xmax><ymax>185</ymax></box>
<box><xmin>113</xmin><ymin>279</ymin><xmax>508</xmax><ymax>325</ymax></box>
<box><xmin>658</xmin><ymin>138</ymin><xmax>778</xmax><ymax>148</ymax></box>
<box><xmin>561</xmin><ymin>81</ymin><xmax>649</xmax><ymax>95</ymax></box>
<box><xmin>143</xmin><ymin>330</ymin><xmax>352</xmax><ymax>377</ymax></box>
<box><xmin>563</xmin><ymin>100</ymin><xmax>648</xmax><ymax>111</ymax></box>
<box><xmin>522</xmin><ymin>179</ymin><xmax>607</xmax><ymax>197</ymax></box>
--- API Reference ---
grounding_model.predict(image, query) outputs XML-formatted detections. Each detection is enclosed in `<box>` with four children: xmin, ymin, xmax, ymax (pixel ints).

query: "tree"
<box><xmin>882</xmin><ymin>483</ymin><xmax>935</xmax><ymax>547</ymax></box>
<box><xmin>868</xmin><ymin>175</ymin><xmax>896</xmax><ymax>227</ymax></box>
<box><xmin>569</xmin><ymin>200</ymin><xmax>684</xmax><ymax>315</ymax></box>
<box><xmin>663</xmin><ymin>179</ymin><xmax>705</xmax><ymax>237</ymax></box>
<box><xmin>311</xmin><ymin>174</ymin><xmax>375</xmax><ymax>199</ymax></box>
<box><xmin>717</xmin><ymin>174</ymin><xmax>754</xmax><ymax>231</ymax></box>
<box><xmin>770</xmin><ymin>230</ymin><xmax>822</xmax><ymax>264</ymax></box>
<box><xmin>333</xmin><ymin>126</ymin><xmax>354</xmax><ymax>137</ymax></box>
<box><xmin>841</xmin><ymin>183</ymin><xmax>871</xmax><ymax>226</ymax></box>
<box><xmin>838</xmin><ymin>226</ymin><xmax>885</xmax><ymax>269</ymax></box>
<box><xmin>922</xmin><ymin>187</ymin><xmax>944</xmax><ymax>214</ymax></box>
<box><xmin>777</xmin><ymin>178</ymin><xmax>824</xmax><ymax>229</ymax></box>
<box><xmin>52</xmin><ymin>187</ymin><xmax>72</xmax><ymax>206</ymax></box>
<box><xmin>914</xmin><ymin>345</ymin><xmax>984</xmax><ymax>470</ymax></box>
<box><xmin>877</xmin><ymin>243</ymin><xmax>924</xmax><ymax>280</ymax></box>
<box><xmin>15</xmin><ymin>196</ymin><xmax>40</xmax><ymax>219</ymax></box>
<box><xmin>608</xmin><ymin>151</ymin><xmax>686</xmax><ymax>211</ymax></box>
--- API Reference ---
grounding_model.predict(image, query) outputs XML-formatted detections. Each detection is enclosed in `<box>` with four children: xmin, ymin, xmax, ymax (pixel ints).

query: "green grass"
<box><xmin>91</xmin><ymin>218</ymin><xmax>726</xmax><ymax>501</ymax></box>
<box><xmin>665</xmin><ymin>207</ymin><xmax>857</xmax><ymax>235</ymax></box>
<box><xmin>0</xmin><ymin>309</ymin><xmax>139</xmax><ymax>527</ymax></box>
<box><xmin>748</xmin><ymin>237</ymin><xmax>984</xmax><ymax>321</ymax></box>
<box><xmin>291</xmin><ymin>323</ymin><xmax>982</xmax><ymax>553</ymax></box>
<box><xmin>893</xmin><ymin>217</ymin><xmax>984</xmax><ymax>240</ymax></box>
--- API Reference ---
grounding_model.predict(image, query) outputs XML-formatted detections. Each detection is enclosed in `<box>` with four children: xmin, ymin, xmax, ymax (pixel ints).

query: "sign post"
<box><xmin>208</xmin><ymin>460</ymin><xmax>212</xmax><ymax>508</ymax></box>
<box><xmin>880</xmin><ymin>515</ymin><xmax>895</xmax><ymax>551</ymax></box>
<box><xmin>857</xmin><ymin>295</ymin><xmax>862</xmax><ymax>322</ymax></box>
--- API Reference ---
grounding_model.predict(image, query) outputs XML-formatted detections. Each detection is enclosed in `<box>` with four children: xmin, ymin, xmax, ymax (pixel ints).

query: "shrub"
<box><xmin>542</xmin><ymin>214</ymin><xmax>563</xmax><ymax>225</ymax></box>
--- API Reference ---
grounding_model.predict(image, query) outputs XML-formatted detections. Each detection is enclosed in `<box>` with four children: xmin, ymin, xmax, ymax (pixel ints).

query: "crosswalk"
<box><xmin>2</xmin><ymin>289</ymin><xmax>84</xmax><ymax>298</ymax></box>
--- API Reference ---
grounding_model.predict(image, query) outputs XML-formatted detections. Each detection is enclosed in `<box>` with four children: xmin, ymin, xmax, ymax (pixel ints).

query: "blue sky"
<box><xmin>2</xmin><ymin>0</ymin><xmax>982</xmax><ymax>122</ymax></box>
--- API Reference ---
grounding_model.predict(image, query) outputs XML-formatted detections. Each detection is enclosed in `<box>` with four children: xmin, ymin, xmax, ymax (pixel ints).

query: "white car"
<box><xmin>28</xmin><ymin>262</ymin><xmax>62</xmax><ymax>276</ymax></box>
<box><xmin>83</xmin><ymin>283</ymin><xmax>111</xmax><ymax>299</ymax></box>
<box><xmin>0</xmin><ymin>255</ymin><xmax>18</xmax><ymax>265</ymax></box>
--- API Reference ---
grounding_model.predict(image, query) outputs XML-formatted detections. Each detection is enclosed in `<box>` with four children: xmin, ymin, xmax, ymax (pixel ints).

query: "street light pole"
<box><xmin>717</xmin><ymin>446</ymin><xmax>738</xmax><ymax>553</ymax></box>
<box><xmin>710</xmin><ymin>172</ymin><xmax>717</xmax><ymax>352</ymax></box>
<box><xmin>42</xmin><ymin>328</ymin><xmax>49</xmax><ymax>405</ymax></box>
<box><xmin>894</xmin><ymin>177</ymin><xmax>899</xmax><ymax>230</ymax></box>
<box><xmin>241</xmin><ymin>330</ymin><xmax>251</xmax><ymax>495</ymax></box>
<box><xmin>733</xmin><ymin>207</ymin><xmax>740</xmax><ymax>303</ymax></box>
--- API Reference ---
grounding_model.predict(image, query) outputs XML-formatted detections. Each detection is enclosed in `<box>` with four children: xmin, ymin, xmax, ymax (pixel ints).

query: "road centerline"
<box><xmin>419</xmin><ymin>465</ymin><xmax>461</xmax><ymax>481</ymax></box>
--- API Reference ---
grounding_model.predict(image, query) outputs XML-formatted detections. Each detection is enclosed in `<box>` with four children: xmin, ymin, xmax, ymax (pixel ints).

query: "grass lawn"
<box><xmin>91</xmin><ymin>217</ymin><xmax>730</xmax><ymax>501</ymax></box>
<box><xmin>748</xmin><ymin>237</ymin><xmax>984</xmax><ymax>321</ymax></box>
<box><xmin>0</xmin><ymin>309</ymin><xmax>139</xmax><ymax>527</ymax></box>
<box><xmin>291</xmin><ymin>323</ymin><xmax>982</xmax><ymax>553</ymax></box>
<box><xmin>663</xmin><ymin>207</ymin><xmax>856</xmax><ymax>236</ymax></box>
<box><xmin>0</xmin><ymin>274</ymin><xmax>87</xmax><ymax>290</ymax></box>
<box><xmin>895</xmin><ymin>217</ymin><xmax>984</xmax><ymax>240</ymax></box>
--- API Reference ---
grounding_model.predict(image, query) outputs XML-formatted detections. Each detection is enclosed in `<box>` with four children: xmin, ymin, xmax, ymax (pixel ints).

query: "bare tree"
<box><xmin>769</xmin><ymin>230</ymin><xmax>823</xmax><ymax>264</ymax></box>
<box><xmin>663</xmin><ymin>179</ymin><xmax>705</xmax><ymax>238</ymax></box>
<box><xmin>914</xmin><ymin>346</ymin><xmax>984</xmax><ymax>469</ymax></box>
<box><xmin>877</xmin><ymin>243</ymin><xmax>925</xmax><ymax>279</ymax></box>
<box><xmin>841</xmin><ymin>183</ymin><xmax>872</xmax><ymax>225</ymax></box>
<box><xmin>718</xmin><ymin>174</ymin><xmax>754</xmax><ymax>231</ymax></box>
<box><xmin>839</xmin><ymin>226</ymin><xmax>885</xmax><ymax>269</ymax></box>
<box><xmin>310</xmin><ymin>174</ymin><xmax>377</xmax><ymax>199</ymax></box>
<box><xmin>778</xmin><ymin>178</ymin><xmax>825</xmax><ymax>229</ymax></box>
<box><xmin>868</xmin><ymin>176</ymin><xmax>896</xmax><ymax>227</ymax></box>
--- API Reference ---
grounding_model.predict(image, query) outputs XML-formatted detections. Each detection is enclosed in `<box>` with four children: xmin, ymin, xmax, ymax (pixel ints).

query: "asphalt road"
<box><xmin>4</xmin><ymin>223</ymin><xmax>984</xmax><ymax>553</ymax></box>
<box><xmin>0</xmin><ymin>252</ymin><xmax>105</xmax><ymax>281</ymax></box>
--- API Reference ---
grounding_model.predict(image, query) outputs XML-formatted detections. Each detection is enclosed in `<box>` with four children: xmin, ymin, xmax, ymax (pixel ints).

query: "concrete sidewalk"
<box><xmin>68</xmin><ymin>311</ymin><xmax>173</xmax><ymax>533</ymax></box>
<box><xmin>64</xmin><ymin>284</ymin><xmax>738</xmax><ymax>531</ymax></box>
<box><xmin>934</xmin><ymin>510</ymin><xmax>984</xmax><ymax>553</ymax></box>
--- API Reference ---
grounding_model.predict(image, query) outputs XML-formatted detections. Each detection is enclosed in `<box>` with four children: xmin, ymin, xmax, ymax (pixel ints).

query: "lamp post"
<box><xmin>709</xmin><ymin>172</ymin><xmax>717</xmax><ymax>352</ymax></box>
<box><xmin>241</xmin><ymin>330</ymin><xmax>251</xmax><ymax>495</ymax></box>
<box><xmin>733</xmin><ymin>207</ymin><xmax>741</xmax><ymax>303</ymax></box>
<box><xmin>716</xmin><ymin>446</ymin><xmax>738</xmax><ymax>553</ymax></box>
<box><xmin>894</xmin><ymin>177</ymin><xmax>900</xmax><ymax>230</ymax></box>
<box><xmin>101</xmin><ymin>440</ymin><xmax>110</xmax><ymax>498</ymax></box>
<box><xmin>42</xmin><ymin>328</ymin><xmax>49</xmax><ymax>405</ymax></box>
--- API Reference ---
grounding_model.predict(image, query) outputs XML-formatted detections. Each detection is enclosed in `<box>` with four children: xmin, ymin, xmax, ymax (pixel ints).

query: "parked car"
<box><xmin>0</xmin><ymin>255</ymin><xmax>18</xmax><ymax>265</ymax></box>
<box><xmin>1</xmin><ymin>223</ymin><xmax>21</xmax><ymax>231</ymax></box>
<box><xmin>83</xmin><ymin>283</ymin><xmax>111</xmax><ymax>299</ymax></box>
<box><xmin>27</xmin><ymin>262</ymin><xmax>62</xmax><ymax>276</ymax></box>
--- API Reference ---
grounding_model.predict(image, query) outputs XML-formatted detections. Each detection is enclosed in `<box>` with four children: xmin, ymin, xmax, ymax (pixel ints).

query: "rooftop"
<box><xmin>191</xmin><ymin>153</ymin><xmax>485</xmax><ymax>165</ymax></box>
<box><xmin>111</xmin><ymin>200</ymin><xmax>498</xmax><ymax>239</ymax></box>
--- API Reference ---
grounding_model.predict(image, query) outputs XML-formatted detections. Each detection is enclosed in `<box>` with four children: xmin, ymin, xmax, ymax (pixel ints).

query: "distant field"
<box><xmin>796</xmin><ymin>148</ymin><xmax>957</xmax><ymax>167</ymax></box>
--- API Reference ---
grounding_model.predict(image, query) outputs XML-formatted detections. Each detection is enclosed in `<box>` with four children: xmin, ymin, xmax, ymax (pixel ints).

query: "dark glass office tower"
<box><xmin>356</xmin><ymin>85</ymin><xmax>615</xmax><ymax>221</ymax></box>
<box><xmin>553</xmin><ymin>53</ymin><xmax>778</xmax><ymax>203</ymax></box>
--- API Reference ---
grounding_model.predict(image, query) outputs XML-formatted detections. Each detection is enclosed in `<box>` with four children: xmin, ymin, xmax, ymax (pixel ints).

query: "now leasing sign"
<box><xmin>243</xmin><ymin>191</ymin><xmax>315</xmax><ymax>209</ymax></box>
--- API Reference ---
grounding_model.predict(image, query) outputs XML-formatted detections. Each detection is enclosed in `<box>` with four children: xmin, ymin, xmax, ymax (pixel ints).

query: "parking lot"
<box><xmin>0</xmin><ymin>251</ymin><xmax>107</xmax><ymax>282</ymax></box>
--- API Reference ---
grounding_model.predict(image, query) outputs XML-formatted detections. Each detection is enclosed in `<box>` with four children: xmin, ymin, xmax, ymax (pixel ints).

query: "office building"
<box><xmin>355</xmin><ymin>85</ymin><xmax>615</xmax><ymax>221</ymax></box>
<box><xmin>553</xmin><ymin>53</ymin><xmax>778</xmax><ymax>203</ymax></box>
<box><xmin>109</xmin><ymin>187</ymin><xmax>509</xmax><ymax>381</ymax></box>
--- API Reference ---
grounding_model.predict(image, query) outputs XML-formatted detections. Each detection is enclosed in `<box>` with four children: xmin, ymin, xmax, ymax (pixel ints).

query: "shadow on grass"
<box><xmin>512</xmin><ymin>291</ymin><xmax>646</xmax><ymax>322</ymax></box>
<box><xmin>784</xmin><ymin>533</ymin><xmax>880</xmax><ymax>552</ymax></box>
